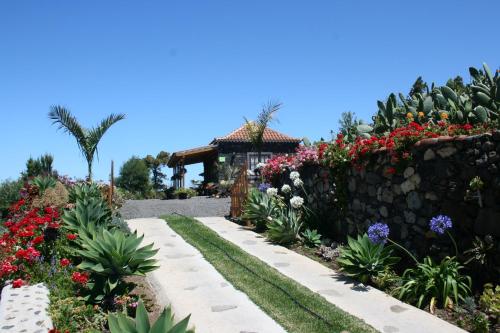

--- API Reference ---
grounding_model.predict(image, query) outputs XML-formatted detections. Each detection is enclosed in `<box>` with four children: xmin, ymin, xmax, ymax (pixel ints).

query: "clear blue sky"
<box><xmin>1</xmin><ymin>1</ymin><xmax>499</xmax><ymax>185</ymax></box>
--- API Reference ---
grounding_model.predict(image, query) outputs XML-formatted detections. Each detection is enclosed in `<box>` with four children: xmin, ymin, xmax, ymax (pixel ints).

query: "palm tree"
<box><xmin>49</xmin><ymin>106</ymin><xmax>125</xmax><ymax>181</ymax></box>
<box><xmin>244</xmin><ymin>101</ymin><xmax>282</xmax><ymax>163</ymax></box>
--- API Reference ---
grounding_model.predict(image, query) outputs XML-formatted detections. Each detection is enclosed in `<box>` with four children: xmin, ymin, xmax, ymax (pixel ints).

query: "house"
<box><xmin>167</xmin><ymin>124</ymin><xmax>301</xmax><ymax>188</ymax></box>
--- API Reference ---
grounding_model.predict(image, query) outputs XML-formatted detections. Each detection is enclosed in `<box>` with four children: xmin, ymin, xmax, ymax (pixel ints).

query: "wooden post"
<box><xmin>108</xmin><ymin>160</ymin><xmax>114</xmax><ymax>208</ymax></box>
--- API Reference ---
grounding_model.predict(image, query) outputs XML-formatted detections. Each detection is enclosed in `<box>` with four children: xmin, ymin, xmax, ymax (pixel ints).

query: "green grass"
<box><xmin>162</xmin><ymin>214</ymin><xmax>378</xmax><ymax>333</ymax></box>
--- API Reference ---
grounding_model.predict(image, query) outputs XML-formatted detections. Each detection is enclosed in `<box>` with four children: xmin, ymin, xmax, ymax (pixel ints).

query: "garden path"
<box><xmin>196</xmin><ymin>216</ymin><xmax>467</xmax><ymax>333</ymax></box>
<box><xmin>127</xmin><ymin>217</ymin><xmax>287</xmax><ymax>333</ymax></box>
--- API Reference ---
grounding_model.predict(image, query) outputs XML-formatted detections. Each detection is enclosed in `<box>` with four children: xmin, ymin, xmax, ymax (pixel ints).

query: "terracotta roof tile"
<box><xmin>212</xmin><ymin>124</ymin><xmax>301</xmax><ymax>144</ymax></box>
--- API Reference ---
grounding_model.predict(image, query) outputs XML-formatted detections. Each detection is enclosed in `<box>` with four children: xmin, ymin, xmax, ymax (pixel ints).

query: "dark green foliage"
<box><xmin>337</xmin><ymin>234</ymin><xmax>399</xmax><ymax>284</ymax></box>
<box><xmin>117</xmin><ymin>157</ymin><xmax>151</xmax><ymax>196</ymax></box>
<box><xmin>25</xmin><ymin>154</ymin><xmax>56</xmax><ymax>178</ymax></box>
<box><xmin>301</xmin><ymin>229</ymin><xmax>322</xmax><ymax>248</ymax></box>
<box><xmin>338</xmin><ymin>111</ymin><xmax>365</xmax><ymax>142</ymax></box>
<box><xmin>242</xmin><ymin>189</ymin><xmax>280</xmax><ymax>231</ymax></box>
<box><xmin>244</xmin><ymin>101</ymin><xmax>281</xmax><ymax>160</ymax></box>
<box><xmin>143</xmin><ymin>151</ymin><xmax>170</xmax><ymax>191</ymax></box>
<box><xmin>396</xmin><ymin>256</ymin><xmax>471</xmax><ymax>309</ymax></box>
<box><xmin>77</xmin><ymin>228</ymin><xmax>158</xmax><ymax>302</ymax></box>
<box><xmin>0</xmin><ymin>179</ymin><xmax>23</xmax><ymax>217</ymax></box>
<box><xmin>108</xmin><ymin>301</ymin><xmax>193</xmax><ymax>333</ymax></box>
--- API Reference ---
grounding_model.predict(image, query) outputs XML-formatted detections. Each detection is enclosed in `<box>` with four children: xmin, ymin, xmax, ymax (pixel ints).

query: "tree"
<box><xmin>409</xmin><ymin>76</ymin><xmax>428</xmax><ymax>97</ymax></box>
<box><xmin>116</xmin><ymin>157</ymin><xmax>151</xmax><ymax>196</ymax></box>
<box><xmin>143</xmin><ymin>151</ymin><xmax>170</xmax><ymax>191</ymax></box>
<box><xmin>24</xmin><ymin>154</ymin><xmax>55</xmax><ymax>178</ymax></box>
<box><xmin>48</xmin><ymin>106</ymin><xmax>125</xmax><ymax>181</ymax></box>
<box><xmin>338</xmin><ymin>111</ymin><xmax>363</xmax><ymax>142</ymax></box>
<box><xmin>244</xmin><ymin>101</ymin><xmax>281</xmax><ymax>162</ymax></box>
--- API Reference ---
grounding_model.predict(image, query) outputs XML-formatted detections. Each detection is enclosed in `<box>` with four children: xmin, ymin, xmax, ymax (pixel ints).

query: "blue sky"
<box><xmin>1</xmin><ymin>1</ymin><xmax>499</xmax><ymax>185</ymax></box>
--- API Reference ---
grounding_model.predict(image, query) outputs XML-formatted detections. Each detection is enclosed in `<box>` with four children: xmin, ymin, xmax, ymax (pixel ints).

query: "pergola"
<box><xmin>167</xmin><ymin>145</ymin><xmax>218</xmax><ymax>188</ymax></box>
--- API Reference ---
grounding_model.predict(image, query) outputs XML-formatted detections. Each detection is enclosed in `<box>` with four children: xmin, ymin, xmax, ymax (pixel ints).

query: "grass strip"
<box><xmin>163</xmin><ymin>214</ymin><xmax>377</xmax><ymax>333</ymax></box>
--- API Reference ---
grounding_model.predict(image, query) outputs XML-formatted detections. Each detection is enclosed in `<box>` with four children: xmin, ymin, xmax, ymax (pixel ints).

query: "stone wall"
<box><xmin>299</xmin><ymin>131</ymin><xmax>500</xmax><ymax>263</ymax></box>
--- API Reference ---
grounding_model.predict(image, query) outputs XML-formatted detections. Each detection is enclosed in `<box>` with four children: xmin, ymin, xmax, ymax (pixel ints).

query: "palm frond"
<box><xmin>244</xmin><ymin>101</ymin><xmax>281</xmax><ymax>149</ymax></box>
<box><xmin>87</xmin><ymin>113</ymin><xmax>125</xmax><ymax>160</ymax></box>
<box><xmin>48</xmin><ymin>105</ymin><xmax>88</xmax><ymax>155</ymax></box>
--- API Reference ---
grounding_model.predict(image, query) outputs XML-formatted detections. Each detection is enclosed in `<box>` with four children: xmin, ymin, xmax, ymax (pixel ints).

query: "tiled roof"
<box><xmin>211</xmin><ymin>124</ymin><xmax>301</xmax><ymax>144</ymax></box>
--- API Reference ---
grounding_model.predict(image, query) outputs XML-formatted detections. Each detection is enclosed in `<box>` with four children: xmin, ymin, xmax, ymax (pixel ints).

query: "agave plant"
<box><xmin>68</xmin><ymin>183</ymin><xmax>104</xmax><ymax>203</ymax></box>
<box><xmin>77</xmin><ymin>228</ymin><xmax>158</xmax><ymax>302</ymax></box>
<box><xmin>243</xmin><ymin>189</ymin><xmax>280</xmax><ymax>231</ymax></box>
<box><xmin>267</xmin><ymin>208</ymin><xmax>303</xmax><ymax>245</ymax></box>
<box><xmin>108</xmin><ymin>301</ymin><xmax>193</xmax><ymax>333</ymax></box>
<box><xmin>374</xmin><ymin>93</ymin><xmax>402</xmax><ymax>133</ymax></box>
<box><xmin>62</xmin><ymin>197</ymin><xmax>112</xmax><ymax>238</ymax></box>
<box><xmin>31</xmin><ymin>176</ymin><xmax>57</xmax><ymax>194</ymax></box>
<box><xmin>337</xmin><ymin>234</ymin><xmax>399</xmax><ymax>284</ymax></box>
<box><xmin>301</xmin><ymin>228</ymin><xmax>322</xmax><ymax>248</ymax></box>
<box><xmin>49</xmin><ymin>106</ymin><xmax>125</xmax><ymax>181</ymax></box>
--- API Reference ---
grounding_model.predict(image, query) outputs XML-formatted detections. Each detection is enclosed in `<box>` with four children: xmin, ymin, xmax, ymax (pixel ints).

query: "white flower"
<box><xmin>256</xmin><ymin>162</ymin><xmax>266</xmax><ymax>169</ymax></box>
<box><xmin>289</xmin><ymin>171</ymin><xmax>300</xmax><ymax>181</ymax></box>
<box><xmin>293</xmin><ymin>178</ymin><xmax>304</xmax><ymax>187</ymax></box>
<box><xmin>281</xmin><ymin>184</ymin><xmax>291</xmax><ymax>194</ymax></box>
<box><xmin>290</xmin><ymin>196</ymin><xmax>304</xmax><ymax>209</ymax></box>
<box><xmin>266</xmin><ymin>187</ymin><xmax>278</xmax><ymax>196</ymax></box>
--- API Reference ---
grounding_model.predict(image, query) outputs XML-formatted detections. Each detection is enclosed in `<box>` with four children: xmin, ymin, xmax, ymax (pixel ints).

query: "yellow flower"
<box><xmin>418</xmin><ymin>112</ymin><xmax>425</xmax><ymax>118</ymax></box>
<box><xmin>440</xmin><ymin>112</ymin><xmax>449</xmax><ymax>120</ymax></box>
<box><xmin>406</xmin><ymin>112</ymin><xmax>414</xmax><ymax>119</ymax></box>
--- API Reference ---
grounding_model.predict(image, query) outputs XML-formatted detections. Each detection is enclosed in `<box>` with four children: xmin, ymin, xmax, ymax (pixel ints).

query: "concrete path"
<box><xmin>196</xmin><ymin>216</ymin><xmax>467</xmax><ymax>333</ymax></box>
<box><xmin>127</xmin><ymin>217</ymin><xmax>287</xmax><ymax>333</ymax></box>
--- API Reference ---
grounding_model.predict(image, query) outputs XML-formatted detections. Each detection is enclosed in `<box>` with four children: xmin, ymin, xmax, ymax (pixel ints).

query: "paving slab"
<box><xmin>0</xmin><ymin>283</ymin><xmax>53</xmax><ymax>333</ymax></box>
<box><xmin>127</xmin><ymin>217</ymin><xmax>286</xmax><ymax>333</ymax></box>
<box><xmin>196</xmin><ymin>216</ymin><xmax>467</xmax><ymax>333</ymax></box>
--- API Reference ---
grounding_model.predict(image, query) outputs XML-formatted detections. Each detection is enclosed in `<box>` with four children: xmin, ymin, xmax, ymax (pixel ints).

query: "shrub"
<box><xmin>173</xmin><ymin>188</ymin><xmax>197</xmax><ymax>199</ymax></box>
<box><xmin>337</xmin><ymin>234</ymin><xmax>399</xmax><ymax>284</ymax></box>
<box><xmin>243</xmin><ymin>189</ymin><xmax>280</xmax><ymax>231</ymax></box>
<box><xmin>116</xmin><ymin>157</ymin><xmax>151</xmax><ymax>197</ymax></box>
<box><xmin>31</xmin><ymin>181</ymin><xmax>69</xmax><ymax>210</ymax></box>
<box><xmin>396</xmin><ymin>256</ymin><xmax>471</xmax><ymax>309</ymax></box>
<box><xmin>76</xmin><ymin>229</ymin><xmax>158</xmax><ymax>302</ymax></box>
<box><xmin>479</xmin><ymin>284</ymin><xmax>500</xmax><ymax>316</ymax></box>
<box><xmin>108</xmin><ymin>300</ymin><xmax>193</xmax><ymax>333</ymax></box>
<box><xmin>267</xmin><ymin>208</ymin><xmax>303</xmax><ymax>245</ymax></box>
<box><xmin>49</xmin><ymin>296</ymin><xmax>107</xmax><ymax>332</ymax></box>
<box><xmin>0</xmin><ymin>179</ymin><xmax>23</xmax><ymax>217</ymax></box>
<box><xmin>301</xmin><ymin>229</ymin><xmax>322</xmax><ymax>248</ymax></box>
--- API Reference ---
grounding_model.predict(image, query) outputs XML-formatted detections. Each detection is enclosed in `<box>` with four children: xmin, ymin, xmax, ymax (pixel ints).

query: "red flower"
<box><xmin>0</xmin><ymin>260</ymin><xmax>18</xmax><ymax>277</ymax></box>
<box><xmin>71</xmin><ymin>272</ymin><xmax>89</xmax><ymax>285</ymax></box>
<box><xmin>60</xmin><ymin>258</ymin><xmax>71</xmax><ymax>267</ymax></box>
<box><xmin>66</xmin><ymin>234</ymin><xmax>78</xmax><ymax>241</ymax></box>
<box><xmin>12</xmin><ymin>279</ymin><xmax>24</xmax><ymax>288</ymax></box>
<box><xmin>386</xmin><ymin>167</ymin><xmax>396</xmax><ymax>175</ymax></box>
<box><xmin>15</xmin><ymin>247</ymin><xmax>41</xmax><ymax>261</ymax></box>
<box><xmin>32</xmin><ymin>235</ymin><xmax>44</xmax><ymax>245</ymax></box>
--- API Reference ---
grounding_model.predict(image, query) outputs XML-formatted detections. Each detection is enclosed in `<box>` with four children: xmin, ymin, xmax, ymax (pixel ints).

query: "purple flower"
<box><xmin>429</xmin><ymin>215</ymin><xmax>452</xmax><ymax>235</ymax></box>
<box><xmin>258</xmin><ymin>183</ymin><xmax>271</xmax><ymax>193</ymax></box>
<box><xmin>367</xmin><ymin>223</ymin><xmax>390</xmax><ymax>244</ymax></box>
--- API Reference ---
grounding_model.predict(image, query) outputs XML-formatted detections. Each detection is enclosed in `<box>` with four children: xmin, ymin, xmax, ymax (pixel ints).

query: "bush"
<box><xmin>62</xmin><ymin>197</ymin><xmax>112</xmax><ymax>238</ymax></box>
<box><xmin>31</xmin><ymin>176</ymin><xmax>57</xmax><ymax>194</ymax></box>
<box><xmin>337</xmin><ymin>234</ymin><xmax>399</xmax><ymax>284</ymax></box>
<box><xmin>174</xmin><ymin>188</ymin><xmax>197</xmax><ymax>199</ymax></box>
<box><xmin>69</xmin><ymin>183</ymin><xmax>104</xmax><ymax>203</ymax></box>
<box><xmin>0</xmin><ymin>179</ymin><xmax>23</xmax><ymax>217</ymax></box>
<box><xmin>31</xmin><ymin>181</ymin><xmax>69</xmax><ymax>210</ymax></box>
<box><xmin>396</xmin><ymin>256</ymin><xmax>471</xmax><ymax>309</ymax></box>
<box><xmin>116</xmin><ymin>157</ymin><xmax>151</xmax><ymax>197</ymax></box>
<box><xmin>479</xmin><ymin>284</ymin><xmax>500</xmax><ymax>317</ymax></box>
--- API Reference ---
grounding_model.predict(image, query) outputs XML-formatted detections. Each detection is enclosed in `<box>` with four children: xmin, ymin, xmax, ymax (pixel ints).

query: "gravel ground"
<box><xmin>119</xmin><ymin>196</ymin><xmax>231</xmax><ymax>219</ymax></box>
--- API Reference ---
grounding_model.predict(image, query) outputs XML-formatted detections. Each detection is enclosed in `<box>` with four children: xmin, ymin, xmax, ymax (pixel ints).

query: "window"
<box><xmin>247</xmin><ymin>152</ymin><xmax>272</xmax><ymax>170</ymax></box>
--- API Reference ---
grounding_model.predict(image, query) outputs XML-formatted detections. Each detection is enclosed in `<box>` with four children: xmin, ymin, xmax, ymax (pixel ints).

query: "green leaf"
<box><xmin>473</xmin><ymin>106</ymin><xmax>488</xmax><ymax>122</ymax></box>
<box><xmin>440</xmin><ymin>86</ymin><xmax>457</xmax><ymax>104</ymax></box>
<box><xmin>356</xmin><ymin>124</ymin><xmax>373</xmax><ymax>134</ymax></box>
<box><xmin>135</xmin><ymin>301</ymin><xmax>150</xmax><ymax>333</ymax></box>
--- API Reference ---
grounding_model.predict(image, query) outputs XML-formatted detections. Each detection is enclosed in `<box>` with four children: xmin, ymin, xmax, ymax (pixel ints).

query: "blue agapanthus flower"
<box><xmin>367</xmin><ymin>222</ymin><xmax>390</xmax><ymax>244</ymax></box>
<box><xmin>429</xmin><ymin>215</ymin><xmax>452</xmax><ymax>235</ymax></box>
<box><xmin>258</xmin><ymin>183</ymin><xmax>271</xmax><ymax>193</ymax></box>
